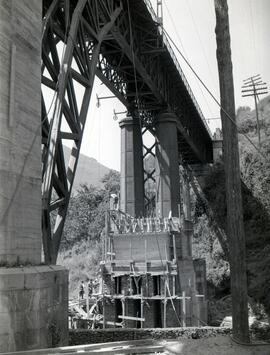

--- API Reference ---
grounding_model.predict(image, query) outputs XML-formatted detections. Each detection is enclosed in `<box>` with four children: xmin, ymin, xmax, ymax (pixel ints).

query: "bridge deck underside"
<box><xmin>96</xmin><ymin>0</ymin><xmax>213</xmax><ymax>164</ymax></box>
<box><xmin>42</xmin><ymin>0</ymin><xmax>213</xmax><ymax>165</ymax></box>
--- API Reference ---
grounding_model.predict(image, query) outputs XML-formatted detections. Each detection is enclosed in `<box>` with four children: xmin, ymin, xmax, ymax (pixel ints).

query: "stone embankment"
<box><xmin>69</xmin><ymin>327</ymin><xmax>231</xmax><ymax>345</ymax></box>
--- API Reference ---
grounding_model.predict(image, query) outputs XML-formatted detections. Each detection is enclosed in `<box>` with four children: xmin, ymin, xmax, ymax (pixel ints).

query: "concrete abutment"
<box><xmin>0</xmin><ymin>1</ymin><xmax>68</xmax><ymax>352</ymax></box>
<box><xmin>0</xmin><ymin>266</ymin><xmax>68</xmax><ymax>352</ymax></box>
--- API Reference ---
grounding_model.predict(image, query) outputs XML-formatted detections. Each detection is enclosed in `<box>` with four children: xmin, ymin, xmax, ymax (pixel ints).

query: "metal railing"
<box><xmin>108</xmin><ymin>209</ymin><xmax>181</xmax><ymax>234</ymax></box>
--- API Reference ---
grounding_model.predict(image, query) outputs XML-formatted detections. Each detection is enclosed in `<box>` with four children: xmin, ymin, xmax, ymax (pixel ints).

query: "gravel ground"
<box><xmin>2</xmin><ymin>336</ymin><xmax>269</xmax><ymax>354</ymax></box>
<box><xmin>163</xmin><ymin>336</ymin><xmax>270</xmax><ymax>355</ymax></box>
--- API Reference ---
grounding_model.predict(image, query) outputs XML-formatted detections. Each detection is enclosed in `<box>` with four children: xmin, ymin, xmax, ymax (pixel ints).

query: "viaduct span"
<box><xmin>41</xmin><ymin>0</ymin><xmax>213</xmax><ymax>264</ymax></box>
<box><xmin>0</xmin><ymin>0</ymin><xmax>214</xmax><ymax>352</ymax></box>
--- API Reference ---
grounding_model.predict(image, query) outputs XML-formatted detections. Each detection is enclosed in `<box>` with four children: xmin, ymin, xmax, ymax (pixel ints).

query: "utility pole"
<box><xmin>241</xmin><ymin>74</ymin><xmax>268</xmax><ymax>147</ymax></box>
<box><xmin>214</xmin><ymin>0</ymin><xmax>250</xmax><ymax>343</ymax></box>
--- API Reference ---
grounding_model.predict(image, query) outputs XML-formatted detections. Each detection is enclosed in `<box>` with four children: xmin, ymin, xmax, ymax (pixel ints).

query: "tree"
<box><xmin>61</xmin><ymin>170</ymin><xmax>120</xmax><ymax>249</ymax></box>
<box><xmin>101</xmin><ymin>170</ymin><xmax>120</xmax><ymax>195</ymax></box>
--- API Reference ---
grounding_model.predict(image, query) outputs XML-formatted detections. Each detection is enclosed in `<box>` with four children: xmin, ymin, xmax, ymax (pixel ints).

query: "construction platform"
<box><xmin>86</xmin><ymin>212</ymin><xmax>208</xmax><ymax>329</ymax></box>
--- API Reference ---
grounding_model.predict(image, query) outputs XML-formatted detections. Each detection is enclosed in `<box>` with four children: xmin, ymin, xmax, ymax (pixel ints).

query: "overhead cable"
<box><xmin>160</xmin><ymin>25</ymin><xmax>268</xmax><ymax>162</ymax></box>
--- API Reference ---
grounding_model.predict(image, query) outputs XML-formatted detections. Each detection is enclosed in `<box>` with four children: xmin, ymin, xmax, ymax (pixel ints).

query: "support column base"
<box><xmin>177</xmin><ymin>259</ymin><xmax>201</xmax><ymax>326</ymax></box>
<box><xmin>0</xmin><ymin>265</ymin><xmax>68</xmax><ymax>353</ymax></box>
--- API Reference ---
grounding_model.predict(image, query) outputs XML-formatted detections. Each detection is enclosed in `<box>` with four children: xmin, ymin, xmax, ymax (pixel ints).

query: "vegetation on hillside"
<box><xmin>58</xmin><ymin>170</ymin><xmax>120</xmax><ymax>298</ymax></box>
<box><xmin>193</xmin><ymin>96</ymin><xmax>270</xmax><ymax>323</ymax></box>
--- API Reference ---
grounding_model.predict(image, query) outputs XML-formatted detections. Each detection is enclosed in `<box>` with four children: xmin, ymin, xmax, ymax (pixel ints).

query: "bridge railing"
<box><xmin>108</xmin><ymin>209</ymin><xmax>181</xmax><ymax>234</ymax></box>
<box><xmin>143</xmin><ymin>0</ymin><xmax>212</xmax><ymax>137</ymax></box>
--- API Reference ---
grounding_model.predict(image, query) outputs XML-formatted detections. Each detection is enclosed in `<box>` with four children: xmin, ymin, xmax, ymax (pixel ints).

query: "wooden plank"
<box><xmin>182</xmin><ymin>291</ymin><xmax>186</xmax><ymax>327</ymax></box>
<box><xmin>121</xmin><ymin>299</ymin><xmax>126</xmax><ymax>328</ymax></box>
<box><xmin>163</xmin><ymin>298</ymin><xmax>167</xmax><ymax>328</ymax></box>
<box><xmin>140</xmin><ymin>294</ymin><xmax>144</xmax><ymax>329</ymax></box>
<box><xmin>118</xmin><ymin>315</ymin><xmax>145</xmax><ymax>322</ymax></box>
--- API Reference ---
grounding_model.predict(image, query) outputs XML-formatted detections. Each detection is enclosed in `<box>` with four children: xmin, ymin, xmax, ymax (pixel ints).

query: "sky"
<box><xmin>44</xmin><ymin>0</ymin><xmax>270</xmax><ymax>173</ymax></box>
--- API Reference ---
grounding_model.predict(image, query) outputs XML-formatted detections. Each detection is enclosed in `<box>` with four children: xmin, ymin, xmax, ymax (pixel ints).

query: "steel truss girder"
<box><xmin>42</xmin><ymin>0</ymin><xmax>122</xmax><ymax>264</ymax></box>
<box><xmin>42</xmin><ymin>0</ymin><xmax>213</xmax><ymax>264</ymax></box>
<box><xmin>94</xmin><ymin>0</ymin><xmax>213</xmax><ymax>162</ymax></box>
<box><xmin>142</xmin><ymin>126</ymin><xmax>156</xmax><ymax>215</ymax></box>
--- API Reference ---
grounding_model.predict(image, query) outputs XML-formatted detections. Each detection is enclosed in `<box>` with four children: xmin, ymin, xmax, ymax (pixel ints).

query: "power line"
<box><xmin>249</xmin><ymin>0</ymin><xmax>259</xmax><ymax>74</ymax></box>
<box><xmin>163</xmin><ymin>0</ymin><xmax>215</xmax><ymax>120</ymax></box>
<box><xmin>163</xmin><ymin>0</ymin><xmax>187</xmax><ymax>58</ymax></box>
<box><xmin>183</xmin><ymin>0</ymin><xmax>221</xmax><ymax>121</ymax></box>
<box><xmin>185</xmin><ymin>0</ymin><xmax>217</xmax><ymax>92</ymax></box>
<box><xmin>160</xmin><ymin>25</ymin><xmax>268</xmax><ymax>162</ymax></box>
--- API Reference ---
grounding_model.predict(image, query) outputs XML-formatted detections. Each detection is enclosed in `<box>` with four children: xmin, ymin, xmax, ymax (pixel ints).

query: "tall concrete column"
<box><xmin>155</xmin><ymin>112</ymin><xmax>180</xmax><ymax>217</ymax></box>
<box><xmin>0</xmin><ymin>0</ymin><xmax>42</xmax><ymax>264</ymax></box>
<box><xmin>0</xmin><ymin>1</ymin><xmax>68</xmax><ymax>351</ymax></box>
<box><xmin>119</xmin><ymin>115</ymin><xmax>144</xmax><ymax>217</ymax></box>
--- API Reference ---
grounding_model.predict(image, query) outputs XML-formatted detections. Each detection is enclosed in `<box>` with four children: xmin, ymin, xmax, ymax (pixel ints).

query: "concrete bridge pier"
<box><xmin>0</xmin><ymin>1</ymin><xmax>68</xmax><ymax>352</ymax></box>
<box><xmin>154</xmin><ymin>112</ymin><xmax>203</xmax><ymax>325</ymax></box>
<box><xmin>119</xmin><ymin>114</ymin><xmax>144</xmax><ymax>217</ymax></box>
<box><xmin>155</xmin><ymin>112</ymin><xmax>180</xmax><ymax>218</ymax></box>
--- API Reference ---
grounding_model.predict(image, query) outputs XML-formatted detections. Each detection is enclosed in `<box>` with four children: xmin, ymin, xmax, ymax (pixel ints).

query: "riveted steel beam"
<box><xmin>42</xmin><ymin>0</ymin><xmax>213</xmax><ymax>263</ymax></box>
<box><xmin>42</xmin><ymin>0</ymin><xmax>122</xmax><ymax>264</ymax></box>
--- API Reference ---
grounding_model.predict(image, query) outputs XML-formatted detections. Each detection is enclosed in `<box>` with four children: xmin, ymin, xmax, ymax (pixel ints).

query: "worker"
<box><xmin>110</xmin><ymin>193</ymin><xmax>119</xmax><ymax>210</ymax></box>
<box><xmin>87</xmin><ymin>279</ymin><xmax>93</xmax><ymax>297</ymax></box>
<box><xmin>79</xmin><ymin>280</ymin><xmax>85</xmax><ymax>299</ymax></box>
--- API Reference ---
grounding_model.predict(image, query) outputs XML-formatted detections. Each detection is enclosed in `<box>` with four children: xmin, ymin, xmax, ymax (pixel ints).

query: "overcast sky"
<box><xmin>58</xmin><ymin>0</ymin><xmax>270</xmax><ymax>172</ymax></box>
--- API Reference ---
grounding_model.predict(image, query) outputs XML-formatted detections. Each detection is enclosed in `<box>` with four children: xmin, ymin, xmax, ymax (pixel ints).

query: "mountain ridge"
<box><xmin>63</xmin><ymin>145</ymin><xmax>115</xmax><ymax>192</ymax></box>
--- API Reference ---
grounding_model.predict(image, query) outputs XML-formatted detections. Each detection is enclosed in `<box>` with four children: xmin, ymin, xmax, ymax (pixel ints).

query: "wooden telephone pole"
<box><xmin>214</xmin><ymin>0</ymin><xmax>250</xmax><ymax>343</ymax></box>
<box><xmin>241</xmin><ymin>74</ymin><xmax>268</xmax><ymax>147</ymax></box>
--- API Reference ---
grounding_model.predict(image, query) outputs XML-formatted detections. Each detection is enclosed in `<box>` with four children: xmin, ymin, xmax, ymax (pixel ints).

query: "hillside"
<box><xmin>237</xmin><ymin>95</ymin><xmax>270</xmax><ymax>215</ymax></box>
<box><xmin>193</xmin><ymin>95</ymin><xmax>270</xmax><ymax>324</ymax></box>
<box><xmin>63</xmin><ymin>146</ymin><xmax>112</xmax><ymax>191</ymax></box>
